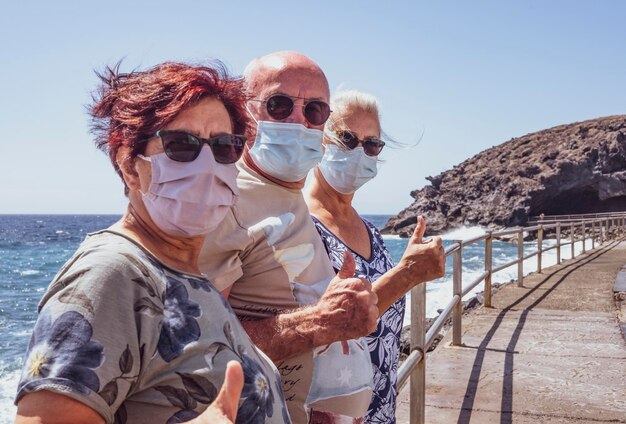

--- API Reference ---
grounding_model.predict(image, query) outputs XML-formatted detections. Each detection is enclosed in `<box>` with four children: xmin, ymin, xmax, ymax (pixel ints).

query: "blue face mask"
<box><xmin>248</xmin><ymin>121</ymin><xmax>323</xmax><ymax>182</ymax></box>
<box><xmin>319</xmin><ymin>144</ymin><xmax>378</xmax><ymax>194</ymax></box>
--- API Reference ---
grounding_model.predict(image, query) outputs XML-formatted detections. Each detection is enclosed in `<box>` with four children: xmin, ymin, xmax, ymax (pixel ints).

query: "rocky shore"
<box><xmin>384</xmin><ymin>115</ymin><xmax>626</xmax><ymax>237</ymax></box>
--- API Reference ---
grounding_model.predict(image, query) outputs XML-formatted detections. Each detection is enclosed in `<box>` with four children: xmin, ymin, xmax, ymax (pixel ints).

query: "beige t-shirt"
<box><xmin>199</xmin><ymin>160</ymin><xmax>373</xmax><ymax>423</ymax></box>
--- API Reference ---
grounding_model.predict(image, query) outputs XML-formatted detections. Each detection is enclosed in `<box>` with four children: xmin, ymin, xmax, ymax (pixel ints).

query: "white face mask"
<box><xmin>248</xmin><ymin>121</ymin><xmax>323</xmax><ymax>182</ymax></box>
<box><xmin>318</xmin><ymin>144</ymin><xmax>379</xmax><ymax>194</ymax></box>
<box><xmin>138</xmin><ymin>146</ymin><xmax>239</xmax><ymax>237</ymax></box>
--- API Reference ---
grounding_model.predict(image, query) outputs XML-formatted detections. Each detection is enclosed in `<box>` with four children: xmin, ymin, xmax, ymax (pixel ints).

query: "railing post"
<box><xmin>517</xmin><ymin>231</ymin><xmax>524</xmax><ymax>287</ymax></box>
<box><xmin>484</xmin><ymin>233</ymin><xmax>492</xmax><ymax>308</ymax></box>
<box><xmin>591</xmin><ymin>219</ymin><xmax>595</xmax><ymax>249</ymax></box>
<box><xmin>409</xmin><ymin>283</ymin><xmax>426</xmax><ymax>424</ymax></box>
<box><xmin>452</xmin><ymin>241</ymin><xmax>463</xmax><ymax>346</ymax></box>
<box><xmin>600</xmin><ymin>219</ymin><xmax>605</xmax><ymax>244</ymax></box>
<box><xmin>581</xmin><ymin>221</ymin><xmax>586</xmax><ymax>253</ymax></box>
<box><xmin>556</xmin><ymin>223</ymin><xmax>561</xmax><ymax>264</ymax></box>
<box><xmin>570</xmin><ymin>223</ymin><xmax>575</xmax><ymax>259</ymax></box>
<box><xmin>537</xmin><ymin>225</ymin><xmax>543</xmax><ymax>273</ymax></box>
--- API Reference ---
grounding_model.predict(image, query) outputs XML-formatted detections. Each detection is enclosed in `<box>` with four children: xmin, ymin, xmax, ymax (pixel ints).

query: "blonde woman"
<box><xmin>305</xmin><ymin>90</ymin><xmax>445</xmax><ymax>423</ymax></box>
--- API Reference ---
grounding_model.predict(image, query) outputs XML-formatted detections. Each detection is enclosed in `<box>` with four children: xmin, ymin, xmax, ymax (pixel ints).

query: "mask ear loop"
<box><xmin>245</xmin><ymin>102</ymin><xmax>259</xmax><ymax>124</ymax></box>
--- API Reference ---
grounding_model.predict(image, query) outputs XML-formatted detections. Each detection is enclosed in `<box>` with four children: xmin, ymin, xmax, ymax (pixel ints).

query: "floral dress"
<box><xmin>312</xmin><ymin>217</ymin><xmax>405</xmax><ymax>424</ymax></box>
<box><xmin>15</xmin><ymin>230</ymin><xmax>290</xmax><ymax>424</ymax></box>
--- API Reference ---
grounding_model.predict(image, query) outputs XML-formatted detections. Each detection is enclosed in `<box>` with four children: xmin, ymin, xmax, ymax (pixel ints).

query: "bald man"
<box><xmin>199</xmin><ymin>52</ymin><xmax>377</xmax><ymax>423</ymax></box>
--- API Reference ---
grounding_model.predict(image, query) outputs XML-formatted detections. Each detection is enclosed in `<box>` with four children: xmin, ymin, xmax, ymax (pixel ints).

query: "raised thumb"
<box><xmin>337</xmin><ymin>250</ymin><xmax>356</xmax><ymax>279</ymax></box>
<box><xmin>214</xmin><ymin>360</ymin><xmax>244</xmax><ymax>421</ymax></box>
<box><xmin>412</xmin><ymin>215</ymin><xmax>426</xmax><ymax>243</ymax></box>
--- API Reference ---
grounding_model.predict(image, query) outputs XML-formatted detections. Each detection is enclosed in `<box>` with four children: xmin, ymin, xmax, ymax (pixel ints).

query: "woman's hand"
<box><xmin>190</xmin><ymin>361</ymin><xmax>244</xmax><ymax>424</ymax></box>
<box><xmin>397</xmin><ymin>216</ymin><xmax>446</xmax><ymax>283</ymax></box>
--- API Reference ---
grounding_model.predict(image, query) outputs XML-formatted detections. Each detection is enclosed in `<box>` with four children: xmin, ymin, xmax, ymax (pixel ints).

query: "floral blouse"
<box><xmin>312</xmin><ymin>217</ymin><xmax>406</xmax><ymax>424</ymax></box>
<box><xmin>15</xmin><ymin>230</ymin><xmax>290</xmax><ymax>424</ymax></box>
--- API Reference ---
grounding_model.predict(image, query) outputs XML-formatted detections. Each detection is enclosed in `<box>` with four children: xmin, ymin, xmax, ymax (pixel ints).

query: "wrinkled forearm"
<box><xmin>240</xmin><ymin>306</ymin><xmax>333</xmax><ymax>362</ymax></box>
<box><xmin>373</xmin><ymin>264</ymin><xmax>422</xmax><ymax>315</ymax></box>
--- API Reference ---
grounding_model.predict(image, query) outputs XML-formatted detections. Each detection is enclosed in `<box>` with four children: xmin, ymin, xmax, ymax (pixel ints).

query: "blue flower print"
<box><xmin>236</xmin><ymin>354</ymin><xmax>275</xmax><ymax>424</ymax></box>
<box><xmin>274</xmin><ymin>378</ymin><xmax>291</xmax><ymax>423</ymax></box>
<box><xmin>166</xmin><ymin>409</ymin><xmax>200</xmax><ymax>423</ymax></box>
<box><xmin>158</xmin><ymin>277</ymin><xmax>201</xmax><ymax>362</ymax></box>
<box><xmin>186</xmin><ymin>275</ymin><xmax>214</xmax><ymax>293</ymax></box>
<box><xmin>19</xmin><ymin>310</ymin><xmax>104</xmax><ymax>394</ymax></box>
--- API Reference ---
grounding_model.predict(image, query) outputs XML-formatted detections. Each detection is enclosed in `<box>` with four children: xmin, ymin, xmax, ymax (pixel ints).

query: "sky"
<box><xmin>1</xmin><ymin>1</ymin><xmax>624</xmax><ymax>215</ymax></box>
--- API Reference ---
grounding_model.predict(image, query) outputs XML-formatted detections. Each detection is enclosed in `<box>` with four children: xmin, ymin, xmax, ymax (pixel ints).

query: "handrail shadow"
<box><xmin>456</xmin><ymin>239</ymin><xmax>622</xmax><ymax>424</ymax></box>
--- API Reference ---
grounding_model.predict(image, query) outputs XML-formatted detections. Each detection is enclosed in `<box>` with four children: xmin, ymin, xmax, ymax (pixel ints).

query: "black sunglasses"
<box><xmin>140</xmin><ymin>130</ymin><xmax>246</xmax><ymax>164</ymax></box>
<box><xmin>336</xmin><ymin>130</ymin><xmax>385</xmax><ymax>157</ymax></box>
<box><xmin>251</xmin><ymin>94</ymin><xmax>331</xmax><ymax>126</ymax></box>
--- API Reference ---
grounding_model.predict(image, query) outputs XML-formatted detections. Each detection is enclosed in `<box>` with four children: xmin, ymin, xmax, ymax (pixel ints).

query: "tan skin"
<box><xmin>223</xmin><ymin>52</ymin><xmax>379</xmax><ymax>361</ymax></box>
<box><xmin>304</xmin><ymin>108</ymin><xmax>446</xmax><ymax>314</ymax></box>
<box><xmin>16</xmin><ymin>98</ymin><xmax>245</xmax><ymax>424</ymax></box>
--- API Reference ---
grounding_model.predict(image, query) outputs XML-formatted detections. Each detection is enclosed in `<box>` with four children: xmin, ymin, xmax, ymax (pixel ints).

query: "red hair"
<box><xmin>89</xmin><ymin>61</ymin><xmax>250</xmax><ymax>193</ymax></box>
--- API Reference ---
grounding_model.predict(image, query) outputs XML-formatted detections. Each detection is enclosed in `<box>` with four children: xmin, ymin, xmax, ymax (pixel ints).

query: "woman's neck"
<box><xmin>305</xmin><ymin>167</ymin><xmax>358</xmax><ymax>224</ymax></box>
<box><xmin>110</xmin><ymin>202</ymin><xmax>203</xmax><ymax>275</ymax></box>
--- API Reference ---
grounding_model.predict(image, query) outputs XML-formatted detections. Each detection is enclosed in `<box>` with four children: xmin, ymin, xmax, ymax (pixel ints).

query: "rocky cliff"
<box><xmin>383</xmin><ymin>115</ymin><xmax>626</xmax><ymax>237</ymax></box>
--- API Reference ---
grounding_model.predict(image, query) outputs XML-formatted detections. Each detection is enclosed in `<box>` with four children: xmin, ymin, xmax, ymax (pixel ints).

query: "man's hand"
<box><xmin>311</xmin><ymin>251</ymin><xmax>379</xmax><ymax>346</ymax></box>
<box><xmin>397</xmin><ymin>215</ymin><xmax>446</xmax><ymax>283</ymax></box>
<box><xmin>191</xmin><ymin>361</ymin><xmax>244</xmax><ymax>424</ymax></box>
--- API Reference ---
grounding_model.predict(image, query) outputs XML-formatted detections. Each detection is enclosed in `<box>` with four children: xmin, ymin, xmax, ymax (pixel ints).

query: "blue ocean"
<box><xmin>0</xmin><ymin>214</ymin><xmax>579</xmax><ymax>421</ymax></box>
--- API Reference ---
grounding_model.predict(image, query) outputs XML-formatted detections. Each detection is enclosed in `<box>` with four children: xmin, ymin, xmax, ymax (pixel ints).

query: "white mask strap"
<box><xmin>245</xmin><ymin>103</ymin><xmax>259</xmax><ymax>124</ymax></box>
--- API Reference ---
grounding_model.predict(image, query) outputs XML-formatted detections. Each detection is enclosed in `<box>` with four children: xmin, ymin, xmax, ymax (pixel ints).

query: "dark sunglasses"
<box><xmin>336</xmin><ymin>130</ymin><xmax>385</xmax><ymax>156</ymax></box>
<box><xmin>139</xmin><ymin>130</ymin><xmax>246</xmax><ymax>164</ymax></box>
<box><xmin>251</xmin><ymin>94</ymin><xmax>331</xmax><ymax>126</ymax></box>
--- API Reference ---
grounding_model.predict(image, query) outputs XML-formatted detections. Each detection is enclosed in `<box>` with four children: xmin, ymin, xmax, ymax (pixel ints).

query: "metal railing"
<box><xmin>397</xmin><ymin>212</ymin><xmax>626</xmax><ymax>424</ymax></box>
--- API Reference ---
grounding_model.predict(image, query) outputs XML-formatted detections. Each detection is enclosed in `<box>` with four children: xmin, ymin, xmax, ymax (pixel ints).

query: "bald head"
<box><xmin>244</xmin><ymin>51</ymin><xmax>329</xmax><ymax>97</ymax></box>
<box><xmin>243</xmin><ymin>51</ymin><xmax>330</xmax><ymax>131</ymax></box>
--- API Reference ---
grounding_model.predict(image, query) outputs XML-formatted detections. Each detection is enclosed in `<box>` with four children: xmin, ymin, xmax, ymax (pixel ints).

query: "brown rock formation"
<box><xmin>383</xmin><ymin>115</ymin><xmax>626</xmax><ymax>237</ymax></box>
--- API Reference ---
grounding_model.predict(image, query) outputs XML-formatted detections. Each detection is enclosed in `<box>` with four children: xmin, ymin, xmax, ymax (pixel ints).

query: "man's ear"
<box><xmin>116</xmin><ymin>146</ymin><xmax>141</xmax><ymax>191</ymax></box>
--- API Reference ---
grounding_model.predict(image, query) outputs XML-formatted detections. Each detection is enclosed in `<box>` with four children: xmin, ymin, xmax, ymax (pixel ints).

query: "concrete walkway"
<box><xmin>397</xmin><ymin>239</ymin><xmax>626</xmax><ymax>423</ymax></box>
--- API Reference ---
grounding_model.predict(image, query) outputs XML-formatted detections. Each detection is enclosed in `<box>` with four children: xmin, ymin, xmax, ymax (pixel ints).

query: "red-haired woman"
<box><xmin>15</xmin><ymin>62</ymin><xmax>291</xmax><ymax>424</ymax></box>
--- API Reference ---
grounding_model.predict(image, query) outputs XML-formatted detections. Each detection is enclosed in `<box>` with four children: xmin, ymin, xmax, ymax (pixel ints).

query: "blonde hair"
<box><xmin>325</xmin><ymin>90</ymin><xmax>401</xmax><ymax>157</ymax></box>
<box><xmin>325</xmin><ymin>90</ymin><xmax>380</xmax><ymax>136</ymax></box>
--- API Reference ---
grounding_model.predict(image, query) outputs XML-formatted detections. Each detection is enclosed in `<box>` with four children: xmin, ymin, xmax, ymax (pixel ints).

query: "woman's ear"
<box><xmin>116</xmin><ymin>146</ymin><xmax>142</xmax><ymax>191</ymax></box>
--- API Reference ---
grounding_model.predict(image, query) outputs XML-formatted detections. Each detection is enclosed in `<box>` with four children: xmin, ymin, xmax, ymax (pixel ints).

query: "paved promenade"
<box><xmin>397</xmin><ymin>238</ymin><xmax>626</xmax><ymax>423</ymax></box>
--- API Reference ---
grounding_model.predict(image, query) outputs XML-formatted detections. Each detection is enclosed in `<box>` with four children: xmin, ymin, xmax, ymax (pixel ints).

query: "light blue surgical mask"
<box><xmin>319</xmin><ymin>144</ymin><xmax>378</xmax><ymax>194</ymax></box>
<box><xmin>248</xmin><ymin>121</ymin><xmax>323</xmax><ymax>182</ymax></box>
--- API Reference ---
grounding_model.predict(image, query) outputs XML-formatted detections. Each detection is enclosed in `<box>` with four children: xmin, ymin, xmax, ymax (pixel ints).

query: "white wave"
<box><xmin>382</xmin><ymin>234</ymin><xmax>403</xmax><ymax>240</ymax></box>
<box><xmin>0</xmin><ymin>368</ymin><xmax>20</xmax><ymax>423</ymax></box>
<box><xmin>440</xmin><ymin>226</ymin><xmax>486</xmax><ymax>241</ymax></box>
<box><xmin>19</xmin><ymin>270</ymin><xmax>39</xmax><ymax>276</ymax></box>
<box><xmin>9</xmin><ymin>329</ymin><xmax>33</xmax><ymax>338</ymax></box>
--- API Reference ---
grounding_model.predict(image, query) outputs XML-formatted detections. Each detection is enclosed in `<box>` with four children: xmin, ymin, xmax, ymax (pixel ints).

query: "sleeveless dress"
<box><xmin>311</xmin><ymin>216</ymin><xmax>406</xmax><ymax>424</ymax></box>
